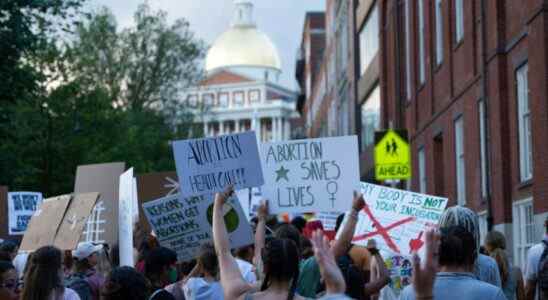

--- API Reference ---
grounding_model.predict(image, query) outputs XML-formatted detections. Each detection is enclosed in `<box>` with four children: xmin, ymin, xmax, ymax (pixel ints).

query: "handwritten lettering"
<box><xmin>266</xmin><ymin>142</ymin><xmax>323</xmax><ymax>163</ymax></box>
<box><xmin>187</xmin><ymin>135</ymin><xmax>242</xmax><ymax>166</ymax></box>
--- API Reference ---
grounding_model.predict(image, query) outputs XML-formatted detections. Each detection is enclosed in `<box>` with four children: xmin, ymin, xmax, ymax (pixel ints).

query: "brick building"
<box><xmin>380</xmin><ymin>0</ymin><xmax>548</xmax><ymax>269</ymax></box>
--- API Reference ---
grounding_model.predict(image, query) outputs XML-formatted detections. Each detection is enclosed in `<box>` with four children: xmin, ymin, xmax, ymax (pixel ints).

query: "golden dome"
<box><xmin>205</xmin><ymin>1</ymin><xmax>282</xmax><ymax>73</ymax></box>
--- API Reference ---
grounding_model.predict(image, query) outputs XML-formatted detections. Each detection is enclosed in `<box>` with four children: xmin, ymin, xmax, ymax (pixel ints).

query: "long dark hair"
<box><xmin>21</xmin><ymin>246</ymin><xmax>64</xmax><ymax>300</ymax></box>
<box><xmin>102</xmin><ymin>266</ymin><xmax>151</xmax><ymax>300</ymax></box>
<box><xmin>260</xmin><ymin>238</ymin><xmax>300</xmax><ymax>300</ymax></box>
<box><xmin>485</xmin><ymin>231</ymin><xmax>509</xmax><ymax>285</ymax></box>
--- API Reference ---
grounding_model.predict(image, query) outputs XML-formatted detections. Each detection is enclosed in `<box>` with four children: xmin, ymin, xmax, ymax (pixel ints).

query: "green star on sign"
<box><xmin>275</xmin><ymin>165</ymin><xmax>290</xmax><ymax>182</ymax></box>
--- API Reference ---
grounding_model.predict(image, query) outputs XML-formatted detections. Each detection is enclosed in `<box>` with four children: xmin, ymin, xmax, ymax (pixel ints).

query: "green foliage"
<box><xmin>0</xmin><ymin>2</ymin><xmax>205</xmax><ymax>196</ymax></box>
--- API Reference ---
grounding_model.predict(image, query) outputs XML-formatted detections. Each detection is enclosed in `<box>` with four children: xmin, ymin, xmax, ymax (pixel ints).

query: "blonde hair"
<box><xmin>439</xmin><ymin>206</ymin><xmax>480</xmax><ymax>252</ymax></box>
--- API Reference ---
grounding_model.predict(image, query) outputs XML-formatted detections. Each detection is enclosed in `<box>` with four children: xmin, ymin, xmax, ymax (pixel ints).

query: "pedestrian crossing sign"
<box><xmin>374</xmin><ymin>129</ymin><xmax>411</xmax><ymax>181</ymax></box>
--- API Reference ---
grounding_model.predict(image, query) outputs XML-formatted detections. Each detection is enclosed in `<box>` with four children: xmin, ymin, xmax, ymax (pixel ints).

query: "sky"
<box><xmin>90</xmin><ymin>0</ymin><xmax>326</xmax><ymax>90</ymax></box>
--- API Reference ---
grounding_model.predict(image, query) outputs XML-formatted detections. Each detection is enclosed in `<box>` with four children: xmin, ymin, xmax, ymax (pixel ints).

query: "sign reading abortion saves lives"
<box><xmin>261</xmin><ymin>136</ymin><xmax>360</xmax><ymax>214</ymax></box>
<box><xmin>143</xmin><ymin>193</ymin><xmax>253</xmax><ymax>262</ymax></box>
<box><xmin>172</xmin><ymin>132</ymin><xmax>264</xmax><ymax>197</ymax></box>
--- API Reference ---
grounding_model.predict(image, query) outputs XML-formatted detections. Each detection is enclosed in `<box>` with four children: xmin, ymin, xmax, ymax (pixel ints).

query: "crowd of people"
<box><xmin>0</xmin><ymin>185</ymin><xmax>547</xmax><ymax>300</ymax></box>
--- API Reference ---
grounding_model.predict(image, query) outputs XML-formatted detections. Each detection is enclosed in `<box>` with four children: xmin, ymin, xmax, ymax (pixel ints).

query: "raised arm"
<box><xmin>212</xmin><ymin>185</ymin><xmax>252</xmax><ymax>299</ymax></box>
<box><xmin>411</xmin><ymin>228</ymin><xmax>440</xmax><ymax>300</ymax></box>
<box><xmin>332</xmin><ymin>192</ymin><xmax>365</xmax><ymax>258</ymax></box>
<box><xmin>364</xmin><ymin>244</ymin><xmax>390</xmax><ymax>298</ymax></box>
<box><xmin>252</xmin><ymin>200</ymin><xmax>268</xmax><ymax>281</ymax></box>
<box><xmin>311</xmin><ymin>230</ymin><xmax>346</xmax><ymax>295</ymax></box>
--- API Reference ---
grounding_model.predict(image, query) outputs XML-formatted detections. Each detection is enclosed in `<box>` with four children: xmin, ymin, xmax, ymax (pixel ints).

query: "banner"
<box><xmin>143</xmin><ymin>193</ymin><xmax>253</xmax><ymax>262</ymax></box>
<box><xmin>119</xmin><ymin>168</ymin><xmax>136</xmax><ymax>267</ymax></box>
<box><xmin>7</xmin><ymin>192</ymin><xmax>43</xmax><ymax>235</ymax></box>
<box><xmin>172</xmin><ymin>131</ymin><xmax>264</xmax><ymax>197</ymax></box>
<box><xmin>20</xmin><ymin>195</ymin><xmax>72</xmax><ymax>251</ymax></box>
<box><xmin>261</xmin><ymin>136</ymin><xmax>360</xmax><ymax>214</ymax></box>
<box><xmin>341</xmin><ymin>182</ymin><xmax>448</xmax><ymax>256</ymax></box>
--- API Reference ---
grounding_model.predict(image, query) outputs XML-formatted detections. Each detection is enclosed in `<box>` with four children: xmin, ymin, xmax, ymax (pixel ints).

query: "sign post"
<box><xmin>374</xmin><ymin>130</ymin><xmax>411</xmax><ymax>181</ymax></box>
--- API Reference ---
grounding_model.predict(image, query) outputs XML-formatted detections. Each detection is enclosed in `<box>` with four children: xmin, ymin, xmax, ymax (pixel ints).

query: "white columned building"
<box><xmin>182</xmin><ymin>0</ymin><xmax>298</xmax><ymax>142</ymax></box>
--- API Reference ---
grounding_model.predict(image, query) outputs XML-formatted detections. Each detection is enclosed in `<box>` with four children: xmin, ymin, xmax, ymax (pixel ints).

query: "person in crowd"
<box><xmin>213</xmin><ymin>185</ymin><xmax>307</xmax><ymax>300</ymax></box>
<box><xmin>485</xmin><ymin>230</ymin><xmax>525</xmax><ymax>300</ymax></box>
<box><xmin>109</xmin><ymin>244</ymin><xmax>120</xmax><ymax>269</ymax></box>
<box><xmin>0</xmin><ymin>261</ymin><xmax>19</xmax><ymax>300</ymax></box>
<box><xmin>182</xmin><ymin>242</ymin><xmax>224</xmax><ymax>299</ymax></box>
<box><xmin>525</xmin><ymin>215</ymin><xmax>548</xmax><ymax>300</ymax></box>
<box><xmin>21</xmin><ymin>245</ymin><xmax>81</xmax><ymax>300</ymax></box>
<box><xmin>366</xmin><ymin>239</ymin><xmax>390</xmax><ymax>300</ymax></box>
<box><xmin>12</xmin><ymin>251</ymin><xmax>29</xmax><ymax>281</ymax></box>
<box><xmin>235</xmin><ymin>244</ymin><xmax>257</xmax><ymax>285</ymax></box>
<box><xmin>292</xmin><ymin>216</ymin><xmax>308</xmax><ymax>235</ymax></box>
<box><xmin>165</xmin><ymin>260</ymin><xmax>197</xmax><ymax>300</ymax></box>
<box><xmin>136</xmin><ymin>236</ymin><xmax>160</xmax><ymax>273</ymax></box>
<box><xmin>439</xmin><ymin>206</ymin><xmax>502</xmax><ymax>287</ymax></box>
<box><xmin>400</xmin><ymin>225</ymin><xmax>506</xmax><ymax>300</ymax></box>
<box><xmin>101</xmin><ymin>266</ymin><xmax>150</xmax><ymax>300</ymax></box>
<box><xmin>145</xmin><ymin>246</ymin><xmax>178</xmax><ymax>300</ymax></box>
<box><xmin>0</xmin><ymin>240</ymin><xmax>18</xmax><ymax>262</ymax></box>
<box><xmin>67</xmin><ymin>242</ymin><xmax>106</xmax><ymax>300</ymax></box>
<box><xmin>301</xmin><ymin>237</ymin><xmax>315</xmax><ymax>260</ymax></box>
<box><xmin>63</xmin><ymin>250</ymin><xmax>74</xmax><ymax>277</ymax></box>
<box><xmin>334</xmin><ymin>213</ymin><xmax>372</xmax><ymax>284</ymax></box>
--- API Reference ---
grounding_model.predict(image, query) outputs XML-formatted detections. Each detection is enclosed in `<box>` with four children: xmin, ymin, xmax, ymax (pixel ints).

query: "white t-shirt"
<box><xmin>236</xmin><ymin>258</ymin><xmax>257</xmax><ymax>284</ymax></box>
<box><xmin>183</xmin><ymin>277</ymin><xmax>224</xmax><ymax>300</ymax></box>
<box><xmin>525</xmin><ymin>239</ymin><xmax>548</xmax><ymax>300</ymax></box>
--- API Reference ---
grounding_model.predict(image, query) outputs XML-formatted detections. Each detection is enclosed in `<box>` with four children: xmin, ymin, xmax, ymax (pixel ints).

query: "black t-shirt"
<box><xmin>149</xmin><ymin>289</ymin><xmax>176</xmax><ymax>300</ymax></box>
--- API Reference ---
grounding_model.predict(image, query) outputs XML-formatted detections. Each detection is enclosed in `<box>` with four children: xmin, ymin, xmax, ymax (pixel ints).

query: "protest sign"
<box><xmin>261</xmin><ymin>136</ymin><xmax>360</xmax><ymax>214</ymax></box>
<box><xmin>172</xmin><ymin>131</ymin><xmax>264</xmax><ymax>197</ymax></box>
<box><xmin>316</xmin><ymin>211</ymin><xmax>343</xmax><ymax>231</ymax></box>
<box><xmin>20</xmin><ymin>195</ymin><xmax>72</xmax><ymax>251</ymax></box>
<box><xmin>340</xmin><ymin>182</ymin><xmax>448</xmax><ymax>256</ymax></box>
<box><xmin>119</xmin><ymin>168</ymin><xmax>136</xmax><ymax>267</ymax></box>
<box><xmin>74</xmin><ymin>162</ymin><xmax>125</xmax><ymax>245</ymax></box>
<box><xmin>7</xmin><ymin>192</ymin><xmax>43</xmax><ymax>235</ymax></box>
<box><xmin>381</xmin><ymin>252</ymin><xmax>413</xmax><ymax>297</ymax></box>
<box><xmin>54</xmin><ymin>193</ymin><xmax>99</xmax><ymax>250</ymax></box>
<box><xmin>136</xmin><ymin>171</ymin><xmax>179</xmax><ymax>237</ymax></box>
<box><xmin>143</xmin><ymin>193</ymin><xmax>253</xmax><ymax>262</ymax></box>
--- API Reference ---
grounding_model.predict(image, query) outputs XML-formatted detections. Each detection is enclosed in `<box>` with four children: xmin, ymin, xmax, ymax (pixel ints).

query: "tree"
<box><xmin>0</xmin><ymin>3</ymin><xmax>205</xmax><ymax>196</ymax></box>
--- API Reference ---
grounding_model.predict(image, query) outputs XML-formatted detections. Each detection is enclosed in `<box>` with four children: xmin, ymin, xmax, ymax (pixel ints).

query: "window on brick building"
<box><xmin>418</xmin><ymin>0</ymin><xmax>425</xmax><ymax>84</ymax></box>
<box><xmin>433</xmin><ymin>135</ymin><xmax>445</xmax><ymax>195</ymax></box>
<box><xmin>455</xmin><ymin>116</ymin><xmax>466</xmax><ymax>205</ymax></box>
<box><xmin>359</xmin><ymin>3</ymin><xmax>379</xmax><ymax>75</ymax></box>
<box><xmin>513</xmin><ymin>198</ymin><xmax>535</xmax><ymax>270</ymax></box>
<box><xmin>336</xmin><ymin>0</ymin><xmax>349</xmax><ymax>76</ymax></box>
<box><xmin>479</xmin><ymin>99</ymin><xmax>488</xmax><ymax>198</ymax></box>
<box><xmin>405</xmin><ymin>0</ymin><xmax>412</xmax><ymax>99</ymax></box>
<box><xmin>418</xmin><ymin>146</ymin><xmax>426</xmax><ymax>193</ymax></box>
<box><xmin>435</xmin><ymin>0</ymin><xmax>443</xmax><ymax>65</ymax></box>
<box><xmin>517</xmin><ymin>63</ymin><xmax>532</xmax><ymax>182</ymax></box>
<box><xmin>455</xmin><ymin>0</ymin><xmax>464</xmax><ymax>43</ymax></box>
<box><xmin>360</xmin><ymin>84</ymin><xmax>380</xmax><ymax>150</ymax></box>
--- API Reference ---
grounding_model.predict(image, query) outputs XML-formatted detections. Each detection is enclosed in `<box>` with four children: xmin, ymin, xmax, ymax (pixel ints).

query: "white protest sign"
<box><xmin>119</xmin><ymin>168</ymin><xmax>136</xmax><ymax>267</ymax></box>
<box><xmin>261</xmin><ymin>136</ymin><xmax>360</xmax><ymax>214</ymax></box>
<box><xmin>316</xmin><ymin>211</ymin><xmax>343</xmax><ymax>231</ymax></box>
<box><xmin>341</xmin><ymin>182</ymin><xmax>448</xmax><ymax>256</ymax></box>
<box><xmin>143</xmin><ymin>193</ymin><xmax>253</xmax><ymax>262</ymax></box>
<box><xmin>7</xmin><ymin>192</ymin><xmax>43</xmax><ymax>235</ymax></box>
<box><xmin>172</xmin><ymin>131</ymin><xmax>264</xmax><ymax>197</ymax></box>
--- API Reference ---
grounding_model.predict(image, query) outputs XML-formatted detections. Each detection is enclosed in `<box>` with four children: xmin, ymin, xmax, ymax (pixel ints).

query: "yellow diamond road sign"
<box><xmin>374</xmin><ymin>129</ymin><xmax>411</xmax><ymax>180</ymax></box>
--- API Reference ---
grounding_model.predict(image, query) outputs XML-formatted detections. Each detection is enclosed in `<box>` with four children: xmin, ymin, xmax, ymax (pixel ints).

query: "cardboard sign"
<box><xmin>172</xmin><ymin>131</ymin><xmax>264</xmax><ymax>197</ymax></box>
<box><xmin>342</xmin><ymin>182</ymin><xmax>448</xmax><ymax>256</ymax></box>
<box><xmin>143</xmin><ymin>193</ymin><xmax>253</xmax><ymax>262</ymax></box>
<box><xmin>374</xmin><ymin>130</ymin><xmax>411</xmax><ymax>180</ymax></box>
<box><xmin>119</xmin><ymin>168</ymin><xmax>136</xmax><ymax>267</ymax></box>
<box><xmin>136</xmin><ymin>171</ymin><xmax>179</xmax><ymax>236</ymax></box>
<box><xmin>261</xmin><ymin>136</ymin><xmax>360</xmax><ymax>214</ymax></box>
<box><xmin>74</xmin><ymin>162</ymin><xmax>125</xmax><ymax>244</ymax></box>
<box><xmin>54</xmin><ymin>193</ymin><xmax>99</xmax><ymax>250</ymax></box>
<box><xmin>20</xmin><ymin>195</ymin><xmax>72</xmax><ymax>251</ymax></box>
<box><xmin>7</xmin><ymin>192</ymin><xmax>43</xmax><ymax>235</ymax></box>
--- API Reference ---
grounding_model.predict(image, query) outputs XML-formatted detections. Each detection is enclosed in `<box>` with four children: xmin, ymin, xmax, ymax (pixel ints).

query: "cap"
<box><xmin>72</xmin><ymin>242</ymin><xmax>103</xmax><ymax>260</ymax></box>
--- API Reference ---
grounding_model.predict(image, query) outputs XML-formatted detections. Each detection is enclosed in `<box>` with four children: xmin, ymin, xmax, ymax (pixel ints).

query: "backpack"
<box><xmin>539</xmin><ymin>240</ymin><xmax>548</xmax><ymax>297</ymax></box>
<box><xmin>65</xmin><ymin>272</ymin><xmax>93</xmax><ymax>300</ymax></box>
<box><xmin>337</xmin><ymin>253</ymin><xmax>366</xmax><ymax>300</ymax></box>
